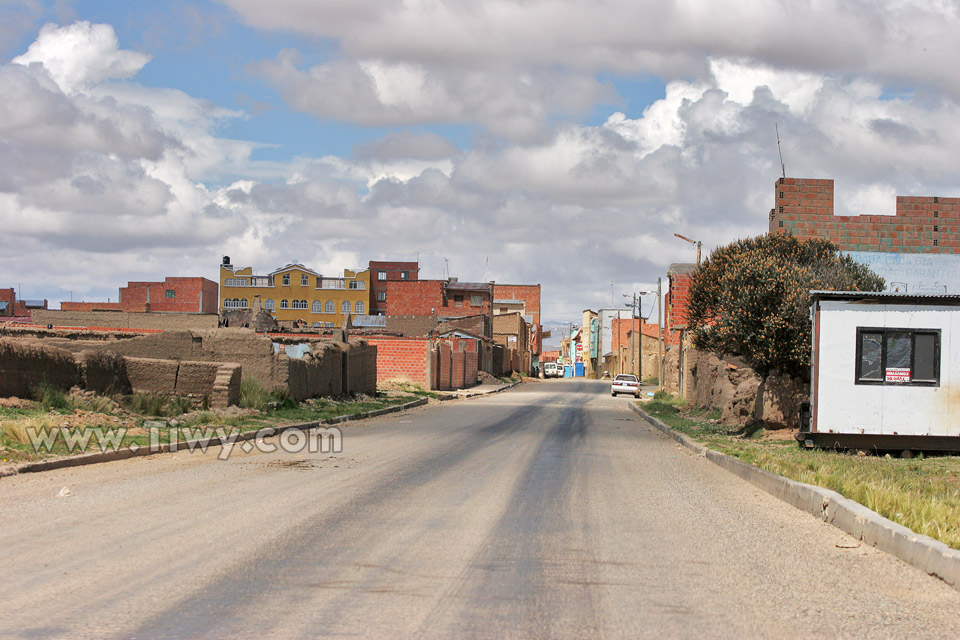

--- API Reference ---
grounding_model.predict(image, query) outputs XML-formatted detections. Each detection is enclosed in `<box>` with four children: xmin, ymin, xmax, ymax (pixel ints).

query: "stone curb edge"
<box><xmin>628</xmin><ymin>402</ymin><xmax>960</xmax><ymax>591</ymax></box>
<box><xmin>437</xmin><ymin>380</ymin><xmax>521</xmax><ymax>401</ymax></box>
<box><xmin>0</xmin><ymin>397</ymin><xmax>429</xmax><ymax>479</ymax></box>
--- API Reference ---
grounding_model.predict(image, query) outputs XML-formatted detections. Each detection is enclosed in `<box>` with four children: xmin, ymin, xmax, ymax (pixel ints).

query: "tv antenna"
<box><xmin>776</xmin><ymin>122</ymin><xmax>786</xmax><ymax>179</ymax></box>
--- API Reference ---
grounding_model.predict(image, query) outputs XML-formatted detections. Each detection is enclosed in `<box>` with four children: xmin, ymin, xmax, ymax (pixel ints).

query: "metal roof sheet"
<box><xmin>810</xmin><ymin>290</ymin><xmax>960</xmax><ymax>304</ymax></box>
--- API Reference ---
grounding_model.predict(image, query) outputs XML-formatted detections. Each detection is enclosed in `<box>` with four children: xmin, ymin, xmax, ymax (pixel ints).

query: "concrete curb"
<box><xmin>629</xmin><ymin>402</ymin><xmax>960</xmax><ymax>590</ymax></box>
<box><xmin>438</xmin><ymin>380</ymin><xmax>521</xmax><ymax>401</ymax></box>
<box><xmin>0</xmin><ymin>397</ymin><xmax>429</xmax><ymax>478</ymax></box>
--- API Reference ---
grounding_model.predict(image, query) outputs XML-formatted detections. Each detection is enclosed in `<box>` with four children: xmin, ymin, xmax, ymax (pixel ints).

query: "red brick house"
<box><xmin>369</xmin><ymin>260</ymin><xmax>419</xmax><ymax>315</ymax></box>
<box><xmin>61</xmin><ymin>277</ymin><xmax>219</xmax><ymax>314</ymax></box>
<box><xmin>664</xmin><ymin>264</ymin><xmax>695</xmax><ymax>346</ymax></box>
<box><xmin>385</xmin><ymin>279</ymin><xmax>494</xmax><ymax>337</ymax></box>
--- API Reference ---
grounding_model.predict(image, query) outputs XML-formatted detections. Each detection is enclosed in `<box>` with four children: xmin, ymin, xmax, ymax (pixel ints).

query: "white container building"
<box><xmin>802</xmin><ymin>291</ymin><xmax>960</xmax><ymax>453</ymax></box>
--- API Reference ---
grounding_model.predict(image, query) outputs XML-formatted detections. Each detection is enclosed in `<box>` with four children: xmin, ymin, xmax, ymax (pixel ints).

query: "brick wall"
<box><xmin>369</xmin><ymin>260</ymin><xmax>419</xmax><ymax>315</ymax></box>
<box><xmin>364</xmin><ymin>337</ymin><xmax>433</xmax><ymax>387</ymax></box>
<box><xmin>61</xmin><ymin>277</ymin><xmax>218</xmax><ymax>314</ymax></box>
<box><xmin>769</xmin><ymin>178</ymin><xmax>960</xmax><ymax>253</ymax></box>
<box><xmin>665</xmin><ymin>268</ymin><xmax>694</xmax><ymax>345</ymax></box>
<box><xmin>385</xmin><ymin>281</ymin><xmax>446</xmax><ymax>315</ymax></box>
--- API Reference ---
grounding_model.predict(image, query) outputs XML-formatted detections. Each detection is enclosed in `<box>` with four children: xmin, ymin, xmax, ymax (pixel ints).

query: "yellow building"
<box><xmin>219</xmin><ymin>259</ymin><xmax>371</xmax><ymax>328</ymax></box>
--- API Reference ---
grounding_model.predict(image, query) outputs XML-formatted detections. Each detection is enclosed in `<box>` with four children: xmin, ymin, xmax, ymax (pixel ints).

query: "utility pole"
<box><xmin>657</xmin><ymin>277</ymin><xmax>663</xmax><ymax>392</ymax></box>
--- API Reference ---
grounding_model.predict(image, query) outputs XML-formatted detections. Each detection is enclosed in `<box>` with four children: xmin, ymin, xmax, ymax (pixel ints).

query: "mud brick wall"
<box><xmin>287</xmin><ymin>343</ymin><xmax>343</xmax><ymax>400</ymax></box>
<box><xmin>124</xmin><ymin>357</ymin><xmax>180</xmax><ymax>394</ymax></box>
<box><xmin>0</xmin><ymin>338</ymin><xmax>80</xmax><ymax>397</ymax></box>
<box><xmin>122</xmin><ymin>357</ymin><xmax>240</xmax><ymax>404</ymax></box>
<box><xmin>77</xmin><ymin>350</ymin><xmax>131</xmax><ymax>395</ymax></box>
<box><xmin>347</xmin><ymin>340</ymin><xmax>378</xmax><ymax>395</ymax></box>
<box><xmin>32</xmin><ymin>310</ymin><xmax>219</xmax><ymax>331</ymax></box>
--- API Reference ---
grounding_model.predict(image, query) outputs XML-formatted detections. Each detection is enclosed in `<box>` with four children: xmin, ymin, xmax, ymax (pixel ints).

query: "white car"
<box><xmin>543</xmin><ymin>362</ymin><xmax>562</xmax><ymax>378</ymax></box>
<box><xmin>611</xmin><ymin>374</ymin><xmax>640</xmax><ymax>397</ymax></box>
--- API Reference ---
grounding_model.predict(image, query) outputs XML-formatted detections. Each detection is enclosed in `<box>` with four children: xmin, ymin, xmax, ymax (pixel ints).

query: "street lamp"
<box><xmin>674</xmin><ymin>233</ymin><xmax>702</xmax><ymax>266</ymax></box>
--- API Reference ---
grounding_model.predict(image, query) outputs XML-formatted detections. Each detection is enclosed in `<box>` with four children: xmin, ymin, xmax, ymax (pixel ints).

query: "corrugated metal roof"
<box><xmin>811</xmin><ymin>290</ymin><xmax>960</xmax><ymax>303</ymax></box>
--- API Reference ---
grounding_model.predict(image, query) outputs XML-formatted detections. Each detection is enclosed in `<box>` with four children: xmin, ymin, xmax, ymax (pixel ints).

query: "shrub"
<box><xmin>33</xmin><ymin>383</ymin><xmax>69</xmax><ymax>411</ymax></box>
<box><xmin>687</xmin><ymin>234</ymin><xmax>884</xmax><ymax>378</ymax></box>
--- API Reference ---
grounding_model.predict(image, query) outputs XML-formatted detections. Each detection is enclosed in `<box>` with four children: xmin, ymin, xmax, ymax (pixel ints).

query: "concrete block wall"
<box><xmin>769</xmin><ymin>177</ymin><xmax>960</xmax><ymax>253</ymax></box>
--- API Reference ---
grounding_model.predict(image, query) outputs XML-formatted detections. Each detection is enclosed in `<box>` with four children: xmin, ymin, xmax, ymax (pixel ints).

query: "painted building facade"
<box><xmin>220</xmin><ymin>259</ymin><xmax>371</xmax><ymax>328</ymax></box>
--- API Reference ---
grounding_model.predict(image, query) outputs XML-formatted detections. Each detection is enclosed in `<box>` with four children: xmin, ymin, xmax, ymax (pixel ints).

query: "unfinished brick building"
<box><xmin>768</xmin><ymin>178</ymin><xmax>960</xmax><ymax>253</ymax></box>
<box><xmin>493</xmin><ymin>283</ymin><xmax>542</xmax><ymax>356</ymax></box>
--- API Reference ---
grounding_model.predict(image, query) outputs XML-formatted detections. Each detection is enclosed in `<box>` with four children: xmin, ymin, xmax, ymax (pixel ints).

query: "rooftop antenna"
<box><xmin>776</xmin><ymin>122</ymin><xmax>786</xmax><ymax>179</ymax></box>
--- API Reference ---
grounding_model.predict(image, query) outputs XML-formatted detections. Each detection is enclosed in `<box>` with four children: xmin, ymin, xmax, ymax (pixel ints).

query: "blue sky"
<box><xmin>2</xmin><ymin>0</ymin><xmax>959</xmax><ymax>321</ymax></box>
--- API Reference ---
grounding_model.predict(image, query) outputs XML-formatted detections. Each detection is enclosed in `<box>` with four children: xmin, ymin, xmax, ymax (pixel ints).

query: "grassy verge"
<box><xmin>639</xmin><ymin>393</ymin><xmax>960</xmax><ymax>550</ymax></box>
<box><xmin>0</xmin><ymin>390</ymin><xmax>421</xmax><ymax>466</ymax></box>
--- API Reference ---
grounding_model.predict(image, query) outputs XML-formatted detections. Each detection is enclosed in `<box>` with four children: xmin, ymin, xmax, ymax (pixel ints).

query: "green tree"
<box><xmin>687</xmin><ymin>234</ymin><xmax>884</xmax><ymax>379</ymax></box>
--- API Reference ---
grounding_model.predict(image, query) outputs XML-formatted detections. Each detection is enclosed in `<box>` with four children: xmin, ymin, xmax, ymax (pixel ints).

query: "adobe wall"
<box><xmin>32</xmin><ymin>310</ymin><xmax>219</xmax><ymax>331</ymax></box>
<box><xmin>0</xmin><ymin>338</ymin><xmax>80</xmax><ymax>397</ymax></box>
<box><xmin>123</xmin><ymin>357</ymin><xmax>241</xmax><ymax>407</ymax></box>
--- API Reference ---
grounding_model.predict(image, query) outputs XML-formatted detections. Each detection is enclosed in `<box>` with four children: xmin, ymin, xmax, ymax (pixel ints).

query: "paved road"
<box><xmin>2</xmin><ymin>379</ymin><xmax>960</xmax><ymax>639</ymax></box>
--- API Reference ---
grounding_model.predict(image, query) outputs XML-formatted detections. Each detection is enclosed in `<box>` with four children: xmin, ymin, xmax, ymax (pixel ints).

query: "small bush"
<box><xmin>71</xmin><ymin>395</ymin><xmax>115</xmax><ymax>413</ymax></box>
<box><xmin>166</xmin><ymin>396</ymin><xmax>193</xmax><ymax>416</ymax></box>
<box><xmin>123</xmin><ymin>393</ymin><xmax>168</xmax><ymax>416</ymax></box>
<box><xmin>33</xmin><ymin>383</ymin><xmax>69</xmax><ymax>411</ymax></box>
<box><xmin>1</xmin><ymin>416</ymin><xmax>54</xmax><ymax>445</ymax></box>
<box><xmin>240</xmin><ymin>378</ymin><xmax>270</xmax><ymax>410</ymax></box>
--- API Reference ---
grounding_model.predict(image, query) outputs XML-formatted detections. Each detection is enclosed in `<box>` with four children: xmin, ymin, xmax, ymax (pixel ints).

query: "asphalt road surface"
<box><xmin>3</xmin><ymin>379</ymin><xmax>960</xmax><ymax>639</ymax></box>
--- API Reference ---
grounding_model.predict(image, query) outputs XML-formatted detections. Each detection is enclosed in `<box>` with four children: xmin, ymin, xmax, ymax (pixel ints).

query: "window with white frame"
<box><xmin>856</xmin><ymin>328</ymin><xmax>940</xmax><ymax>386</ymax></box>
<box><xmin>470</xmin><ymin>295</ymin><xmax>483</xmax><ymax>307</ymax></box>
<box><xmin>325</xmin><ymin>300</ymin><xmax>334</xmax><ymax>313</ymax></box>
<box><xmin>280</xmin><ymin>299</ymin><xmax>289</xmax><ymax>309</ymax></box>
<box><xmin>312</xmin><ymin>300</ymin><xmax>322</xmax><ymax>312</ymax></box>
<box><xmin>341</xmin><ymin>300</ymin><xmax>351</xmax><ymax>315</ymax></box>
<box><xmin>355</xmin><ymin>301</ymin><xmax>365</xmax><ymax>314</ymax></box>
<box><xmin>400</xmin><ymin>271</ymin><xmax>409</xmax><ymax>280</ymax></box>
<box><xmin>240</xmin><ymin>298</ymin><xmax>248</xmax><ymax>308</ymax></box>
<box><xmin>301</xmin><ymin>274</ymin><xmax>309</xmax><ymax>286</ymax></box>
<box><xmin>282</xmin><ymin>274</ymin><xmax>290</xmax><ymax>285</ymax></box>
<box><xmin>292</xmin><ymin>299</ymin><xmax>308</xmax><ymax>310</ymax></box>
<box><xmin>378</xmin><ymin>271</ymin><xmax>387</xmax><ymax>280</ymax></box>
<box><xmin>377</xmin><ymin>291</ymin><xmax>386</xmax><ymax>302</ymax></box>
<box><xmin>349</xmin><ymin>281</ymin><xmax>365</xmax><ymax>290</ymax></box>
<box><xmin>264</xmin><ymin>299</ymin><xmax>275</xmax><ymax>311</ymax></box>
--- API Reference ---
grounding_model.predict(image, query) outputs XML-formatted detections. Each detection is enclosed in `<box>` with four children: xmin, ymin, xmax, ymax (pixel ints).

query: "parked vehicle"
<box><xmin>611</xmin><ymin>374</ymin><xmax>640</xmax><ymax>397</ymax></box>
<box><xmin>543</xmin><ymin>362</ymin><xmax>561</xmax><ymax>378</ymax></box>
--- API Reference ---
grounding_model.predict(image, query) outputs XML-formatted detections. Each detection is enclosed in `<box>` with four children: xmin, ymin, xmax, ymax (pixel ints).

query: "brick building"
<box><xmin>493</xmin><ymin>311</ymin><xmax>531</xmax><ymax>375</ymax></box>
<box><xmin>493</xmin><ymin>283</ymin><xmax>542</xmax><ymax>356</ymax></box>
<box><xmin>0</xmin><ymin>288</ymin><xmax>34</xmax><ymax>318</ymax></box>
<box><xmin>385</xmin><ymin>279</ymin><xmax>494</xmax><ymax>337</ymax></box>
<box><xmin>769</xmin><ymin>177</ymin><xmax>960</xmax><ymax>253</ymax></box>
<box><xmin>664</xmin><ymin>263</ymin><xmax>695</xmax><ymax>346</ymax></box>
<box><xmin>369</xmin><ymin>260</ymin><xmax>419</xmax><ymax>315</ymax></box>
<box><xmin>61</xmin><ymin>277</ymin><xmax>218</xmax><ymax>314</ymax></box>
